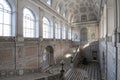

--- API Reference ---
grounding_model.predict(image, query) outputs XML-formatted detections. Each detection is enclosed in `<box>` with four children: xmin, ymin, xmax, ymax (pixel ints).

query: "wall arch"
<box><xmin>42</xmin><ymin>45</ymin><xmax>54</xmax><ymax>69</ymax></box>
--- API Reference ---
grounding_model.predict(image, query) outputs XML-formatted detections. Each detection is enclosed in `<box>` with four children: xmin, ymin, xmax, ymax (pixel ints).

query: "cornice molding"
<box><xmin>30</xmin><ymin>0</ymin><xmax>68</xmax><ymax>23</ymax></box>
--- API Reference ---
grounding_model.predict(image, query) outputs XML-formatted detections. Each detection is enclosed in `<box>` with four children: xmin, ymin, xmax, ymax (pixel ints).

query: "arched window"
<box><xmin>0</xmin><ymin>0</ymin><xmax>12</xmax><ymax>36</ymax></box>
<box><xmin>62</xmin><ymin>25</ymin><xmax>66</xmax><ymax>39</ymax></box>
<box><xmin>47</xmin><ymin>0</ymin><xmax>52</xmax><ymax>5</ymax></box>
<box><xmin>80</xmin><ymin>28</ymin><xmax>88</xmax><ymax>41</ymax></box>
<box><xmin>43</xmin><ymin>17</ymin><xmax>53</xmax><ymax>38</ymax></box>
<box><xmin>55</xmin><ymin>22</ymin><xmax>60</xmax><ymax>39</ymax></box>
<box><xmin>23</xmin><ymin>8</ymin><xmax>37</xmax><ymax>38</ymax></box>
<box><xmin>57</xmin><ymin>6</ymin><xmax>60</xmax><ymax>13</ymax></box>
<box><xmin>91</xmin><ymin>33</ymin><xmax>95</xmax><ymax>39</ymax></box>
<box><xmin>63</xmin><ymin>13</ymin><xmax>65</xmax><ymax>17</ymax></box>
<box><xmin>68</xmin><ymin>27</ymin><xmax>71</xmax><ymax>40</ymax></box>
<box><xmin>81</xmin><ymin>15</ymin><xmax>87</xmax><ymax>22</ymax></box>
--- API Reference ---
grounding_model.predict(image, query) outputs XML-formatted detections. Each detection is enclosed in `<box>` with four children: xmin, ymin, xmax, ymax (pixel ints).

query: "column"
<box><xmin>15</xmin><ymin>0</ymin><xmax>25</xmax><ymax>75</ymax></box>
<box><xmin>53</xmin><ymin>16</ymin><xmax>56</xmax><ymax>41</ymax></box>
<box><xmin>39</xmin><ymin>8</ymin><xmax>44</xmax><ymax>42</ymax></box>
<box><xmin>38</xmin><ymin>8</ymin><xmax>44</xmax><ymax>69</ymax></box>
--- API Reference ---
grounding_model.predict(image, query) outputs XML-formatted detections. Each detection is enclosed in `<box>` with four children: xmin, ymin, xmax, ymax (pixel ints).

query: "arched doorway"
<box><xmin>43</xmin><ymin>46</ymin><xmax>54</xmax><ymax>69</ymax></box>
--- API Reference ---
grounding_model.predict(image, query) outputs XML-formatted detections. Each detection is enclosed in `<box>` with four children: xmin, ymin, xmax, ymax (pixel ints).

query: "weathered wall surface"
<box><xmin>99</xmin><ymin>0</ymin><xmax>116</xmax><ymax>80</ymax></box>
<box><xmin>0</xmin><ymin>0</ymin><xmax>72</xmax><ymax>77</ymax></box>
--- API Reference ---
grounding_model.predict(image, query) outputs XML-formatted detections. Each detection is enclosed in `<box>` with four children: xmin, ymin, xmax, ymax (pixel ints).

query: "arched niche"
<box><xmin>42</xmin><ymin>45</ymin><xmax>54</xmax><ymax>69</ymax></box>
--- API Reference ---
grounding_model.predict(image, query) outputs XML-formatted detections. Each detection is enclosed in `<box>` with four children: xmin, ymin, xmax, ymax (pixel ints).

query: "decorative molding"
<box><xmin>30</xmin><ymin>0</ymin><xmax>67</xmax><ymax>22</ymax></box>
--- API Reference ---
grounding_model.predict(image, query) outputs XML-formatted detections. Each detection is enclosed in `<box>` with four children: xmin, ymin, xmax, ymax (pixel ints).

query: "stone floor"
<box><xmin>78</xmin><ymin>62</ymin><xmax>101</xmax><ymax>80</ymax></box>
<box><xmin>65</xmin><ymin>62</ymin><xmax>101</xmax><ymax>80</ymax></box>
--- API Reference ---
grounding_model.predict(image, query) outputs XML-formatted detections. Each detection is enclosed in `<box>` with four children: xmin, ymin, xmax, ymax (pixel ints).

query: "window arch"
<box><xmin>55</xmin><ymin>22</ymin><xmax>60</xmax><ymax>39</ymax></box>
<box><xmin>80</xmin><ymin>28</ymin><xmax>88</xmax><ymax>41</ymax></box>
<box><xmin>43</xmin><ymin>17</ymin><xmax>53</xmax><ymax>38</ymax></box>
<box><xmin>0</xmin><ymin>0</ymin><xmax>12</xmax><ymax>36</ymax></box>
<box><xmin>23</xmin><ymin>8</ymin><xmax>37</xmax><ymax>38</ymax></box>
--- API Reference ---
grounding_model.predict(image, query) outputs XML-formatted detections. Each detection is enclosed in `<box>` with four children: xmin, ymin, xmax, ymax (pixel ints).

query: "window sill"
<box><xmin>0</xmin><ymin>36</ymin><xmax>15</xmax><ymax>42</ymax></box>
<box><xmin>43</xmin><ymin>38</ymin><xmax>53</xmax><ymax>41</ymax></box>
<box><xmin>24</xmin><ymin>38</ymin><xmax>39</xmax><ymax>41</ymax></box>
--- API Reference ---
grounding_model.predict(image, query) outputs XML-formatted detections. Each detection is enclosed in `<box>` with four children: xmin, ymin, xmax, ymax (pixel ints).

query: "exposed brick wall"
<box><xmin>0</xmin><ymin>48</ymin><xmax>14</xmax><ymax>70</ymax></box>
<box><xmin>25</xmin><ymin>59</ymin><xmax>38</xmax><ymax>69</ymax></box>
<box><xmin>25</xmin><ymin>46</ymin><xmax>38</xmax><ymax>57</ymax></box>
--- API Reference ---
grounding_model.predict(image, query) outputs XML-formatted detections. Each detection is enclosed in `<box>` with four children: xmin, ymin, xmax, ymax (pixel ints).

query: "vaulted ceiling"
<box><xmin>57</xmin><ymin>0</ymin><xmax>102</xmax><ymax>23</ymax></box>
<box><xmin>35</xmin><ymin>0</ymin><xmax>104</xmax><ymax>23</ymax></box>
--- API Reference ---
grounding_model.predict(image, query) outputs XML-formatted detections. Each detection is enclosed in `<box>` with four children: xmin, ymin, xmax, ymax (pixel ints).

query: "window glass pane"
<box><xmin>63</xmin><ymin>12</ymin><xmax>65</xmax><ymax>17</ymax></box>
<box><xmin>3</xmin><ymin>25</ymin><xmax>10</xmax><ymax>36</ymax></box>
<box><xmin>55</xmin><ymin>23</ymin><xmax>60</xmax><ymax>39</ymax></box>
<box><xmin>4</xmin><ymin>12</ymin><xmax>11</xmax><ymax>24</ymax></box>
<box><xmin>1</xmin><ymin>0</ymin><xmax>11</xmax><ymax>11</ymax></box>
<box><xmin>47</xmin><ymin>0</ymin><xmax>51</xmax><ymax>5</ymax></box>
<box><xmin>0</xmin><ymin>0</ymin><xmax>12</xmax><ymax>36</ymax></box>
<box><xmin>0</xmin><ymin>4</ymin><xmax>3</xmax><ymax>11</ymax></box>
<box><xmin>0</xmin><ymin>11</ymin><xmax>3</xmax><ymax>23</ymax></box>
<box><xmin>23</xmin><ymin>8</ymin><xmax>35</xmax><ymax>38</ymax></box>
<box><xmin>0</xmin><ymin>4</ymin><xmax>3</xmax><ymax>8</ymax></box>
<box><xmin>43</xmin><ymin>17</ymin><xmax>52</xmax><ymax>38</ymax></box>
<box><xmin>57</xmin><ymin>7</ymin><xmax>60</xmax><ymax>13</ymax></box>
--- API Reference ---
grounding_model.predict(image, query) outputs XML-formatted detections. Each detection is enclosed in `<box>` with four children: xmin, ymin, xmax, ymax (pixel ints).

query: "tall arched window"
<box><xmin>55</xmin><ymin>22</ymin><xmax>60</xmax><ymax>39</ymax></box>
<box><xmin>62</xmin><ymin>25</ymin><xmax>66</xmax><ymax>39</ymax></box>
<box><xmin>0</xmin><ymin>0</ymin><xmax>12</xmax><ymax>36</ymax></box>
<box><xmin>68</xmin><ymin>27</ymin><xmax>71</xmax><ymax>40</ymax></box>
<box><xmin>47</xmin><ymin>0</ymin><xmax>52</xmax><ymax>5</ymax></box>
<box><xmin>57</xmin><ymin>6</ymin><xmax>60</xmax><ymax>13</ymax></box>
<box><xmin>80</xmin><ymin>28</ymin><xmax>88</xmax><ymax>41</ymax></box>
<box><xmin>23</xmin><ymin>8</ymin><xmax>37</xmax><ymax>38</ymax></box>
<box><xmin>43</xmin><ymin>17</ymin><xmax>53</xmax><ymax>38</ymax></box>
<box><xmin>63</xmin><ymin>12</ymin><xmax>65</xmax><ymax>17</ymax></box>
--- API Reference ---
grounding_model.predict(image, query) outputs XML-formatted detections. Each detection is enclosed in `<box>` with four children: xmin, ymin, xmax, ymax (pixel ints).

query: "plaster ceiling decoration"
<box><xmin>80</xmin><ymin>7</ymin><xmax>87</xmax><ymax>13</ymax></box>
<box><xmin>57</xmin><ymin>0</ymin><xmax>103</xmax><ymax>23</ymax></box>
<box><xmin>34</xmin><ymin>0</ymin><xmax>103</xmax><ymax>23</ymax></box>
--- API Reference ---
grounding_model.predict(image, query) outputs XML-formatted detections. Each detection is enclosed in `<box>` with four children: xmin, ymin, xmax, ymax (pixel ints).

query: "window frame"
<box><xmin>23</xmin><ymin>8</ymin><xmax>37</xmax><ymax>38</ymax></box>
<box><xmin>0</xmin><ymin>0</ymin><xmax>12</xmax><ymax>37</ymax></box>
<box><xmin>55</xmin><ymin>22</ymin><xmax>61</xmax><ymax>39</ymax></box>
<box><xmin>43</xmin><ymin>17</ymin><xmax>53</xmax><ymax>39</ymax></box>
